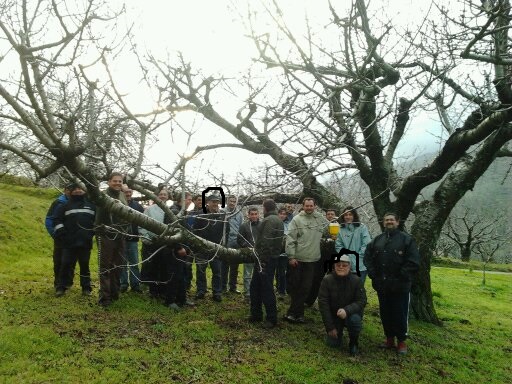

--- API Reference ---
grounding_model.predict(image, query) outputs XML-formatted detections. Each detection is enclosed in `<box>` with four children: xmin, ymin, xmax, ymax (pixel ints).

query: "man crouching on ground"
<box><xmin>318</xmin><ymin>254</ymin><xmax>366</xmax><ymax>356</ymax></box>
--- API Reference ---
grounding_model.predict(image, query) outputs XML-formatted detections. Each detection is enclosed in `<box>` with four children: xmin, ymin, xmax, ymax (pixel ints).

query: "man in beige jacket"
<box><xmin>284</xmin><ymin>197</ymin><xmax>328</xmax><ymax>323</ymax></box>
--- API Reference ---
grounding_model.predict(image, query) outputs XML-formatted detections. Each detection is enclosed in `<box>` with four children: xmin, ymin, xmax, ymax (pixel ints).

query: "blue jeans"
<box><xmin>120</xmin><ymin>241</ymin><xmax>141</xmax><ymax>289</ymax></box>
<box><xmin>250</xmin><ymin>258</ymin><xmax>278</xmax><ymax>323</ymax></box>
<box><xmin>325</xmin><ymin>313</ymin><xmax>362</xmax><ymax>347</ymax></box>
<box><xmin>195</xmin><ymin>254</ymin><xmax>222</xmax><ymax>295</ymax></box>
<box><xmin>243</xmin><ymin>263</ymin><xmax>254</xmax><ymax>296</ymax></box>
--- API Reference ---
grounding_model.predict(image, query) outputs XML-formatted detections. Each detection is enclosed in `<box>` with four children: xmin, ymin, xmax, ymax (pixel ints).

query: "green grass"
<box><xmin>1</xmin><ymin>182</ymin><xmax>511</xmax><ymax>383</ymax></box>
<box><xmin>432</xmin><ymin>256</ymin><xmax>512</xmax><ymax>273</ymax></box>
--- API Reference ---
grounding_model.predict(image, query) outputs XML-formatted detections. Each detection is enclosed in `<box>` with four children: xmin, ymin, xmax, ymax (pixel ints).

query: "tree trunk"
<box><xmin>461</xmin><ymin>246</ymin><xmax>471</xmax><ymax>262</ymax></box>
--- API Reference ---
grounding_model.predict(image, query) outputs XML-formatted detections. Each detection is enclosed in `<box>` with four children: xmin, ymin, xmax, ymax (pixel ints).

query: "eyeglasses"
<box><xmin>335</xmin><ymin>262</ymin><xmax>350</xmax><ymax>268</ymax></box>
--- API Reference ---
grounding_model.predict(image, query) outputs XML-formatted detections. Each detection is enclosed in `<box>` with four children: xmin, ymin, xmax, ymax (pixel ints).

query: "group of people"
<box><xmin>45</xmin><ymin>172</ymin><xmax>420</xmax><ymax>356</ymax></box>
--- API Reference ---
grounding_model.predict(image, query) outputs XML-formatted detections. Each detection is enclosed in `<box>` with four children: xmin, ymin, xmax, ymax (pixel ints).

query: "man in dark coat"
<box><xmin>249</xmin><ymin>200</ymin><xmax>284</xmax><ymax>328</ymax></box>
<box><xmin>192</xmin><ymin>194</ymin><xmax>229</xmax><ymax>302</ymax></box>
<box><xmin>53</xmin><ymin>184</ymin><xmax>96</xmax><ymax>297</ymax></box>
<box><xmin>363</xmin><ymin>212</ymin><xmax>420</xmax><ymax>355</ymax></box>
<box><xmin>318</xmin><ymin>254</ymin><xmax>366</xmax><ymax>356</ymax></box>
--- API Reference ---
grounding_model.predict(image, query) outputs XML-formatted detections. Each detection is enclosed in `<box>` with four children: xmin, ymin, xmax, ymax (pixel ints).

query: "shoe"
<box><xmin>247</xmin><ymin>316</ymin><xmax>262</xmax><ymax>323</ymax></box>
<box><xmin>349</xmin><ymin>343</ymin><xmax>359</xmax><ymax>356</ymax></box>
<box><xmin>98</xmin><ymin>300</ymin><xmax>111</xmax><ymax>308</ymax></box>
<box><xmin>131</xmin><ymin>286</ymin><xmax>142</xmax><ymax>293</ymax></box>
<box><xmin>195</xmin><ymin>292</ymin><xmax>205</xmax><ymax>300</ymax></box>
<box><xmin>397</xmin><ymin>341</ymin><xmax>408</xmax><ymax>355</ymax></box>
<box><xmin>229</xmin><ymin>289</ymin><xmax>241</xmax><ymax>294</ymax></box>
<box><xmin>283</xmin><ymin>314</ymin><xmax>305</xmax><ymax>324</ymax></box>
<box><xmin>55</xmin><ymin>289</ymin><xmax>65</xmax><ymax>297</ymax></box>
<box><xmin>261</xmin><ymin>321</ymin><xmax>277</xmax><ymax>329</ymax></box>
<box><xmin>278</xmin><ymin>293</ymin><xmax>286</xmax><ymax>301</ymax></box>
<box><xmin>82</xmin><ymin>289</ymin><xmax>92</xmax><ymax>296</ymax></box>
<box><xmin>120</xmin><ymin>286</ymin><xmax>128</xmax><ymax>293</ymax></box>
<box><xmin>379</xmin><ymin>337</ymin><xmax>396</xmax><ymax>350</ymax></box>
<box><xmin>212</xmin><ymin>294</ymin><xmax>222</xmax><ymax>302</ymax></box>
<box><xmin>168</xmin><ymin>303</ymin><xmax>181</xmax><ymax>311</ymax></box>
<box><xmin>185</xmin><ymin>299</ymin><xmax>196</xmax><ymax>306</ymax></box>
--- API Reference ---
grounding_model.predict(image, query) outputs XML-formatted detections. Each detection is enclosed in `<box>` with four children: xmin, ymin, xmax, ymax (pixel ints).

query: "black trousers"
<box><xmin>53</xmin><ymin>242</ymin><xmax>75</xmax><ymax>289</ymax></box>
<box><xmin>165</xmin><ymin>253</ymin><xmax>186</xmax><ymax>306</ymax></box>
<box><xmin>57</xmin><ymin>247</ymin><xmax>91</xmax><ymax>291</ymax></box>
<box><xmin>250</xmin><ymin>258</ymin><xmax>278</xmax><ymax>323</ymax></box>
<box><xmin>221</xmin><ymin>260</ymin><xmax>239</xmax><ymax>291</ymax></box>
<box><xmin>286</xmin><ymin>261</ymin><xmax>316</xmax><ymax>318</ymax></box>
<box><xmin>377</xmin><ymin>290</ymin><xmax>411</xmax><ymax>342</ymax></box>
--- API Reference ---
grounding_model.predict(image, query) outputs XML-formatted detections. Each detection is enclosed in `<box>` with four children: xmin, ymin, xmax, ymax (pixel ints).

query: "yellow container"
<box><xmin>328</xmin><ymin>222</ymin><xmax>340</xmax><ymax>238</ymax></box>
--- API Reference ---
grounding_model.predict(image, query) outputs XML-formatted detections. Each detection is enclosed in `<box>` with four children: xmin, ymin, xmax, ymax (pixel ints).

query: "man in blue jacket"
<box><xmin>53</xmin><ymin>184</ymin><xmax>96</xmax><ymax>297</ymax></box>
<box><xmin>364</xmin><ymin>212</ymin><xmax>420</xmax><ymax>355</ymax></box>
<box><xmin>45</xmin><ymin>183</ymin><xmax>74</xmax><ymax>290</ymax></box>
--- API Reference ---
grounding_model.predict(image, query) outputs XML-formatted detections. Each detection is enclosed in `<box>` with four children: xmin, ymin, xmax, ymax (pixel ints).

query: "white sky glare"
<box><xmin>109</xmin><ymin>0</ymin><xmax>441</xmax><ymax>184</ymax></box>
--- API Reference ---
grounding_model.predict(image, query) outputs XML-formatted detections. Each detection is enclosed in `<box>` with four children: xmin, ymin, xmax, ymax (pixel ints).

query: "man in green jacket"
<box><xmin>318</xmin><ymin>254</ymin><xmax>366</xmax><ymax>356</ymax></box>
<box><xmin>284</xmin><ymin>197</ymin><xmax>328</xmax><ymax>323</ymax></box>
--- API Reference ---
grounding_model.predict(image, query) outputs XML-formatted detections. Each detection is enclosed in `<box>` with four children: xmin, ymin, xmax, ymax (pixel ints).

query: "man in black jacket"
<box><xmin>318</xmin><ymin>254</ymin><xmax>366</xmax><ymax>356</ymax></box>
<box><xmin>249</xmin><ymin>200</ymin><xmax>284</xmax><ymax>328</ymax></box>
<box><xmin>192</xmin><ymin>194</ymin><xmax>229</xmax><ymax>302</ymax></box>
<box><xmin>363</xmin><ymin>212</ymin><xmax>420</xmax><ymax>355</ymax></box>
<box><xmin>53</xmin><ymin>184</ymin><xmax>96</xmax><ymax>297</ymax></box>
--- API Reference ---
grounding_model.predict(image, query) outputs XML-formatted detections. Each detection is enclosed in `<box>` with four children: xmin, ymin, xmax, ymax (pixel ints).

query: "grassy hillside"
<box><xmin>0</xmin><ymin>183</ymin><xmax>511</xmax><ymax>383</ymax></box>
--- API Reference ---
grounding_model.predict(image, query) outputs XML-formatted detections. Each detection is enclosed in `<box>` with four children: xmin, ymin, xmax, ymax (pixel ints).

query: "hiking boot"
<box><xmin>283</xmin><ymin>314</ymin><xmax>305</xmax><ymax>324</ymax></box>
<box><xmin>195</xmin><ymin>292</ymin><xmax>205</xmax><ymax>300</ymax></box>
<box><xmin>212</xmin><ymin>294</ymin><xmax>222</xmax><ymax>302</ymax></box>
<box><xmin>379</xmin><ymin>337</ymin><xmax>396</xmax><ymax>349</ymax></box>
<box><xmin>185</xmin><ymin>299</ymin><xmax>196</xmax><ymax>306</ymax></box>
<box><xmin>168</xmin><ymin>303</ymin><xmax>181</xmax><ymax>311</ymax></box>
<box><xmin>261</xmin><ymin>321</ymin><xmax>277</xmax><ymax>329</ymax></box>
<box><xmin>397</xmin><ymin>341</ymin><xmax>408</xmax><ymax>355</ymax></box>
<box><xmin>229</xmin><ymin>288</ymin><xmax>241</xmax><ymax>294</ymax></box>
<box><xmin>131</xmin><ymin>286</ymin><xmax>142</xmax><ymax>293</ymax></box>
<box><xmin>82</xmin><ymin>289</ymin><xmax>92</xmax><ymax>296</ymax></box>
<box><xmin>120</xmin><ymin>286</ymin><xmax>128</xmax><ymax>293</ymax></box>
<box><xmin>55</xmin><ymin>289</ymin><xmax>65</xmax><ymax>297</ymax></box>
<box><xmin>349</xmin><ymin>343</ymin><xmax>359</xmax><ymax>356</ymax></box>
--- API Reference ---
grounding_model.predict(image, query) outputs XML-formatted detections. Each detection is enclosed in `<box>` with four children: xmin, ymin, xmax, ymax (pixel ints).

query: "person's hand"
<box><xmin>337</xmin><ymin>308</ymin><xmax>347</xmax><ymax>319</ymax></box>
<box><xmin>288</xmin><ymin>258</ymin><xmax>299</xmax><ymax>267</ymax></box>
<box><xmin>327</xmin><ymin>329</ymin><xmax>338</xmax><ymax>338</ymax></box>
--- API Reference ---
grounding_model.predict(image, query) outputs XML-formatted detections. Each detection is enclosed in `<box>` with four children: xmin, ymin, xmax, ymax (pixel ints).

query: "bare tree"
<box><xmin>444</xmin><ymin>207</ymin><xmax>511</xmax><ymax>262</ymax></box>
<box><xmin>148</xmin><ymin>0</ymin><xmax>512</xmax><ymax>323</ymax></box>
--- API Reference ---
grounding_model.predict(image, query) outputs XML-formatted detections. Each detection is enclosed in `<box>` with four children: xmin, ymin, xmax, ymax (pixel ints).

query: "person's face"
<box><xmin>71</xmin><ymin>187</ymin><xmax>85</xmax><ymax>196</ymax></box>
<box><xmin>343</xmin><ymin>211</ymin><xmax>354</xmax><ymax>224</ymax></box>
<box><xmin>383</xmin><ymin>215</ymin><xmax>399</xmax><ymax>230</ymax></box>
<box><xmin>158</xmin><ymin>190</ymin><xmax>169</xmax><ymax>202</ymax></box>
<box><xmin>278</xmin><ymin>211</ymin><xmax>287</xmax><ymax>221</ymax></box>
<box><xmin>303</xmin><ymin>200</ymin><xmax>315</xmax><ymax>214</ymax></box>
<box><xmin>183</xmin><ymin>195</ymin><xmax>192</xmax><ymax>208</ymax></box>
<box><xmin>208</xmin><ymin>200</ymin><xmax>220</xmax><ymax>212</ymax></box>
<box><xmin>228</xmin><ymin>198</ymin><xmax>236</xmax><ymax>209</ymax></box>
<box><xmin>285</xmin><ymin>203</ymin><xmax>294</xmax><ymax>214</ymax></box>
<box><xmin>108</xmin><ymin>176</ymin><xmax>123</xmax><ymax>191</ymax></box>
<box><xmin>326</xmin><ymin>211</ymin><xmax>336</xmax><ymax>221</ymax></box>
<box><xmin>248</xmin><ymin>210</ymin><xmax>259</xmax><ymax>222</ymax></box>
<box><xmin>123</xmin><ymin>188</ymin><xmax>133</xmax><ymax>201</ymax></box>
<box><xmin>194</xmin><ymin>197</ymin><xmax>202</xmax><ymax>209</ymax></box>
<box><xmin>334</xmin><ymin>261</ymin><xmax>351</xmax><ymax>277</ymax></box>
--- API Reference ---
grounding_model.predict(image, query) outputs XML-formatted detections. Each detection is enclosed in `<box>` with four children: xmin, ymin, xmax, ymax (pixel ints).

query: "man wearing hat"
<box><xmin>318</xmin><ymin>253</ymin><xmax>366</xmax><ymax>356</ymax></box>
<box><xmin>45</xmin><ymin>182</ymin><xmax>76</xmax><ymax>291</ymax></box>
<box><xmin>192</xmin><ymin>194</ymin><xmax>229</xmax><ymax>302</ymax></box>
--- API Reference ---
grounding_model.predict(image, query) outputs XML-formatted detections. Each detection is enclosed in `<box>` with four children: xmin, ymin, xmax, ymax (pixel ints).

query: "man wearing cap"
<box><xmin>53</xmin><ymin>184</ymin><xmax>96</xmax><ymax>297</ymax></box>
<box><xmin>45</xmin><ymin>183</ymin><xmax>75</xmax><ymax>291</ymax></box>
<box><xmin>221</xmin><ymin>195</ymin><xmax>243</xmax><ymax>294</ymax></box>
<box><xmin>364</xmin><ymin>212</ymin><xmax>420</xmax><ymax>355</ymax></box>
<box><xmin>318</xmin><ymin>254</ymin><xmax>366</xmax><ymax>356</ymax></box>
<box><xmin>192</xmin><ymin>194</ymin><xmax>229</xmax><ymax>302</ymax></box>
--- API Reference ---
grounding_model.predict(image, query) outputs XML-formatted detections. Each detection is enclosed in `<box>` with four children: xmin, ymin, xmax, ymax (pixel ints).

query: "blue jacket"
<box><xmin>53</xmin><ymin>195</ymin><xmax>96</xmax><ymax>249</ymax></box>
<box><xmin>45</xmin><ymin>194</ymin><xmax>68</xmax><ymax>238</ymax></box>
<box><xmin>335</xmin><ymin>223</ymin><xmax>371</xmax><ymax>273</ymax></box>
